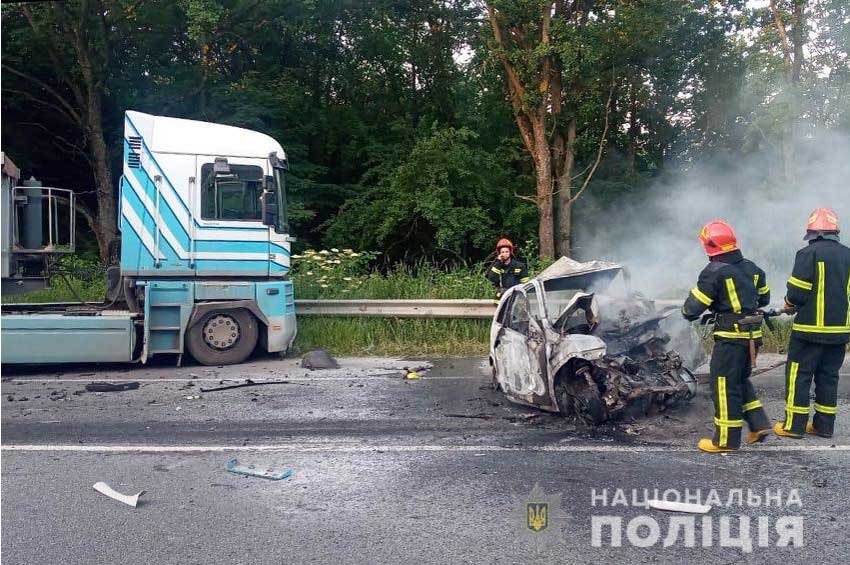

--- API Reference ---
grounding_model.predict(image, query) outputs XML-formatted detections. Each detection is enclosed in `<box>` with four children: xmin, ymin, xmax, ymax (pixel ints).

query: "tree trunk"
<box><xmin>556</xmin><ymin>118</ymin><xmax>577</xmax><ymax>257</ymax></box>
<box><xmin>531</xmin><ymin>118</ymin><xmax>555</xmax><ymax>259</ymax></box>
<box><xmin>86</xmin><ymin>100</ymin><xmax>119</xmax><ymax>263</ymax></box>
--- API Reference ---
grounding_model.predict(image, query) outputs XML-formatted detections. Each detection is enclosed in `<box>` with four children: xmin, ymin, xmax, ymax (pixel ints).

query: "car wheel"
<box><xmin>186</xmin><ymin>309</ymin><xmax>258</xmax><ymax>366</ymax></box>
<box><xmin>571</xmin><ymin>383</ymin><xmax>607</xmax><ymax>425</ymax></box>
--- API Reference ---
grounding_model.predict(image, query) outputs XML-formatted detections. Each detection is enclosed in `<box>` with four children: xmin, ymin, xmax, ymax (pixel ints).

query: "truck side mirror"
<box><xmin>260</xmin><ymin>190</ymin><xmax>278</xmax><ymax>227</ymax></box>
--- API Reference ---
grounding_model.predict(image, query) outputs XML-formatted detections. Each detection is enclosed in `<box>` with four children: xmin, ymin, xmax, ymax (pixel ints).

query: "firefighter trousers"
<box><xmin>782</xmin><ymin>335</ymin><xmax>846</xmax><ymax>436</ymax></box>
<box><xmin>709</xmin><ymin>340</ymin><xmax>771</xmax><ymax>449</ymax></box>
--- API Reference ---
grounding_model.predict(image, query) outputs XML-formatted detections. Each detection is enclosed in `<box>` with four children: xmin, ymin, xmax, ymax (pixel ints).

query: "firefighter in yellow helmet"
<box><xmin>682</xmin><ymin>221</ymin><xmax>772</xmax><ymax>453</ymax></box>
<box><xmin>485</xmin><ymin>238</ymin><xmax>529</xmax><ymax>299</ymax></box>
<box><xmin>775</xmin><ymin>208</ymin><xmax>850</xmax><ymax>439</ymax></box>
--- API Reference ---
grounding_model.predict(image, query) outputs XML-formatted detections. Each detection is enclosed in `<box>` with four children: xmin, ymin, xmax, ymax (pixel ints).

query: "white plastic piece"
<box><xmin>648</xmin><ymin>499</ymin><xmax>711</xmax><ymax>514</ymax></box>
<box><xmin>93</xmin><ymin>482</ymin><xmax>145</xmax><ymax>507</ymax></box>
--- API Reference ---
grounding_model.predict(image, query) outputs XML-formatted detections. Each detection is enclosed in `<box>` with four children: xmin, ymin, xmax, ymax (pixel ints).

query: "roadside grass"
<box><xmin>6</xmin><ymin>276</ymin><xmax>106</xmax><ymax>303</ymax></box>
<box><xmin>292</xmin><ymin>317</ymin><xmax>490</xmax><ymax>357</ymax></box>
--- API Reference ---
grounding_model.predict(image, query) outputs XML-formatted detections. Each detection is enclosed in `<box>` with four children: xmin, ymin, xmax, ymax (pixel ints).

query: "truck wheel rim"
<box><xmin>203</xmin><ymin>314</ymin><xmax>240</xmax><ymax>350</ymax></box>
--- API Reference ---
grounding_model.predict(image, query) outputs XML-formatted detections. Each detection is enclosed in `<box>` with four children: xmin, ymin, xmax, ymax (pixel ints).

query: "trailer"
<box><xmin>1</xmin><ymin>111</ymin><xmax>296</xmax><ymax>365</ymax></box>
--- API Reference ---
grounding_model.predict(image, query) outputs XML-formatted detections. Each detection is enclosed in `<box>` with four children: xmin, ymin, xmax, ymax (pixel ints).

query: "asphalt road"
<box><xmin>2</xmin><ymin>353</ymin><xmax>850</xmax><ymax>564</ymax></box>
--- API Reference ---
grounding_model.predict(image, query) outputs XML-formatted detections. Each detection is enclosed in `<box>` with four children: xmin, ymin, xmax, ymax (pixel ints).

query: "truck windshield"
<box><xmin>201</xmin><ymin>163</ymin><xmax>263</xmax><ymax>221</ymax></box>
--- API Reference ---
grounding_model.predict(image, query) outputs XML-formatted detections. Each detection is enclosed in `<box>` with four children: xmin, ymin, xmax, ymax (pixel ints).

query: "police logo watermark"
<box><xmin>527</xmin><ymin>502</ymin><xmax>548</xmax><ymax>532</ymax></box>
<box><xmin>514</xmin><ymin>483</ymin><xmax>568</xmax><ymax>544</ymax></box>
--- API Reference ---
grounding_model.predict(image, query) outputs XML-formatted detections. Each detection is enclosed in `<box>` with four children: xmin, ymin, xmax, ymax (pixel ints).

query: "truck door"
<box><xmin>193</xmin><ymin>156</ymin><xmax>270</xmax><ymax>277</ymax></box>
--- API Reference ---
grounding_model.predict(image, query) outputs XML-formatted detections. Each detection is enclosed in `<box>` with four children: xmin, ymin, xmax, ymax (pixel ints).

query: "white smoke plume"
<box><xmin>575</xmin><ymin>128</ymin><xmax>850</xmax><ymax>303</ymax></box>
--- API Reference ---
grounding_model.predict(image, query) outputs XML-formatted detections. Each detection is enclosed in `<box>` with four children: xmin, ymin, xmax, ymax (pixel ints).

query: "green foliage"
<box><xmin>10</xmin><ymin>256</ymin><xmax>107</xmax><ymax>303</ymax></box>
<box><xmin>324</xmin><ymin>127</ymin><xmax>520</xmax><ymax>260</ymax></box>
<box><xmin>1</xmin><ymin>0</ymin><xmax>848</xmax><ymax>267</ymax></box>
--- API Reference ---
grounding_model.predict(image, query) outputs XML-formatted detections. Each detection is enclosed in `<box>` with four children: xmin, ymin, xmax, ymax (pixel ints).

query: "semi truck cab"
<box><xmin>1</xmin><ymin>111</ymin><xmax>297</xmax><ymax>366</ymax></box>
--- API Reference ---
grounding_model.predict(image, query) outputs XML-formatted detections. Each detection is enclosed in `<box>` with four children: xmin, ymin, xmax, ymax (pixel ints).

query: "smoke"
<box><xmin>574</xmin><ymin>128</ymin><xmax>850</xmax><ymax>302</ymax></box>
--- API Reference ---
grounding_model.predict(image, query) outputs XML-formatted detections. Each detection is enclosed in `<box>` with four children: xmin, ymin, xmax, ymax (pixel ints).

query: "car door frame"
<box><xmin>492</xmin><ymin>282</ymin><xmax>553</xmax><ymax>408</ymax></box>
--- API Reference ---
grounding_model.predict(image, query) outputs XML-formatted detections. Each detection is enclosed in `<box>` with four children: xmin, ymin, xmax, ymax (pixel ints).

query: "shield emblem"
<box><xmin>527</xmin><ymin>502</ymin><xmax>548</xmax><ymax>532</ymax></box>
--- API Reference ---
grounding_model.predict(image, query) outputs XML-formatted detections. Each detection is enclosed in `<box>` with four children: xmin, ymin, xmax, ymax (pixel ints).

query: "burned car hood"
<box><xmin>537</xmin><ymin>257</ymin><xmax>622</xmax><ymax>293</ymax></box>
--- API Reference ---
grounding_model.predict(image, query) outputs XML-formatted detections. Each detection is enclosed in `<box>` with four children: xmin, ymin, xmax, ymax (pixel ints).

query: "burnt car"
<box><xmin>489</xmin><ymin>257</ymin><xmax>702</xmax><ymax>424</ymax></box>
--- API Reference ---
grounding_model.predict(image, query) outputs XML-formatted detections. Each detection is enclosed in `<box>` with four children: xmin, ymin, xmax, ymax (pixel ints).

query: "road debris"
<box><xmin>92</xmin><ymin>481</ymin><xmax>145</xmax><ymax>507</ymax></box>
<box><xmin>85</xmin><ymin>382</ymin><xmax>140</xmax><ymax>393</ymax></box>
<box><xmin>402</xmin><ymin>366</ymin><xmax>429</xmax><ymax>380</ymax></box>
<box><xmin>648</xmin><ymin>499</ymin><xmax>711</xmax><ymax>514</ymax></box>
<box><xmin>301</xmin><ymin>350</ymin><xmax>340</xmax><ymax>370</ymax></box>
<box><xmin>200</xmin><ymin>379</ymin><xmax>293</xmax><ymax>392</ymax></box>
<box><xmin>184</xmin><ymin>395</ymin><xmax>202</xmax><ymax>400</ymax></box>
<box><xmin>444</xmin><ymin>413</ymin><xmax>494</xmax><ymax>420</ymax></box>
<box><xmin>225</xmin><ymin>458</ymin><xmax>293</xmax><ymax>480</ymax></box>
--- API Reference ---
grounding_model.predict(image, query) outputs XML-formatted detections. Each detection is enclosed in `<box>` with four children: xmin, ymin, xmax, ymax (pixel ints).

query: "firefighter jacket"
<box><xmin>682</xmin><ymin>250</ymin><xmax>770</xmax><ymax>342</ymax></box>
<box><xmin>486</xmin><ymin>257</ymin><xmax>529</xmax><ymax>292</ymax></box>
<box><xmin>785</xmin><ymin>235</ymin><xmax>850</xmax><ymax>345</ymax></box>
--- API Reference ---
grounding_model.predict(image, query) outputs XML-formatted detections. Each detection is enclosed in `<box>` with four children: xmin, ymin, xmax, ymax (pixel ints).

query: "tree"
<box><xmin>768</xmin><ymin>0</ymin><xmax>806</xmax><ymax>184</ymax></box>
<box><xmin>2</xmin><ymin>1</ymin><xmax>124</xmax><ymax>262</ymax></box>
<box><xmin>484</xmin><ymin>1</ymin><xmax>611</xmax><ymax>259</ymax></box>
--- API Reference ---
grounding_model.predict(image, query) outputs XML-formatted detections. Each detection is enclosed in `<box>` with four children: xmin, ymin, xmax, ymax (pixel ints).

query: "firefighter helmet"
<box><xmin>806</xmin><ymin>207</ymin><xmax>839</xmax><ymax>234</ymax></box>
<box><xmin>698</xmin><ymin>220</ymin><xmax>739</xmax><ymax>257</ymax></box>
<box><xmin>495</xmin><ymin>238</ymin><xmax>514</xmax><ymax>254</ymax></box>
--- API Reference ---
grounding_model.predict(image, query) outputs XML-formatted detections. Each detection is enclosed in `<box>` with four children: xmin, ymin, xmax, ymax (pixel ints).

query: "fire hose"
<box><xmin>700</xmin><ymin>307</ymin><xmax>789</xmax><ymax>369</ymax></box>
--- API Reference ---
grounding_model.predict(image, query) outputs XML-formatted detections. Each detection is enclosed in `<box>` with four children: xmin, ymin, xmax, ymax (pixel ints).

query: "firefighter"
<box><xmin>775</xmin><ymin>208</ymin><xmax>850</xmax><ymax>439</ymax></box>
<box><xmin>682</xmin><ymin>220</ymin><xmax>772</xmax><ymax>453</ymax></box>
<box><xmin>485</xmin><ymin>238</ymin><xmax>529</xmax><ymax>298</ymax></box>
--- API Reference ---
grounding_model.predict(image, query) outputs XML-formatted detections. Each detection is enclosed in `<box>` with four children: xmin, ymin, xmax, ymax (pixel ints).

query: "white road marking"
<box><xmin>2</xmin><ymin>443</ymin><xmax>849</xmax><ymax>454</ymax></box>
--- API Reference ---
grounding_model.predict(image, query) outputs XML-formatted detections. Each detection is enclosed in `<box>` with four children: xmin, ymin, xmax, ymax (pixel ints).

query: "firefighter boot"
<box><xmin>746</xmin><ymin>429</ymin><xmax>770</xmax><ymax>444</ymax></box>
<box><xmin>743</xmin><ymin>402</ymin><xmax>771</xmax><ymax>444</ymax></box>
<box><xmin>806</xmin><ymin>422</ymin><xmax>833</xmax><ymax>438</ymax></box>
<box><xmin>773</xmin><ymin>422</ymin><xmax>802</xmax><ymax>439</ymax></box>
<box><xmin>698</xmin><ymin>438</ymin><xmax>736</xmax><ymax>453</ymax></box>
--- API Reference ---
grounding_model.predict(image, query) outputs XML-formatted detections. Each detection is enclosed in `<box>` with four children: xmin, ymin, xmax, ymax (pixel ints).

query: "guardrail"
<box><xmin>295</xmin><ymin>299</ymin><xmax>497</xmax><ymax>319</ymax></box>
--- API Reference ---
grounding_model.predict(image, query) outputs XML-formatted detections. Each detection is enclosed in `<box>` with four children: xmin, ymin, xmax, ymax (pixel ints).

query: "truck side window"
<box><xmin>200</xmin><ymin>163</ymin><xmax>264</xmax><ymax>221</ymax></box>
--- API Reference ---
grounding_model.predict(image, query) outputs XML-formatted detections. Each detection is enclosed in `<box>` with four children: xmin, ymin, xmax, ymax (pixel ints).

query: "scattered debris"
<box><xmin>813</xmin><ymin>478</ymin><xmax>828</xmax><ymax>488</ymax></box>
<box><xmin>85</xmin><ymin>382</ymin><xmax>140</xmax><ymax>393</ymax></box>
<box><xmin>444</xmin><ymin>413</ymin><xmax>494</xmax><ymax>420</ymax></box>
<box><xmin>648</xmin><ymin>500</ymin><xmax>711</xmax><ymax>514</ymax></box>
<box><xmin>225</xmin><ymin>458</ymin><xmax>293</xmax><ymax>480</ymax></box>
<box><xmin>624</xmin><ymin>425</ymin><xmax>644</xmax><ymax>436</ymax></box>
<box><xmin>92</xmin><ymin>481</ymin><xmax>145</xmax><ymax>507</ymax></box>
<box><xmin>402</xmin><ymin>366</ymin><xmax>429</xmax><ymax>380</ymax></box>
<box><xmin>200</xmin><ymin>379</ymin><xmax>292</xmax><ymax>392</ymax></box>
<box><xmin>301</xmin><ymin>350</ymin><xmax>339</xmax><ymax>370</ymax></box>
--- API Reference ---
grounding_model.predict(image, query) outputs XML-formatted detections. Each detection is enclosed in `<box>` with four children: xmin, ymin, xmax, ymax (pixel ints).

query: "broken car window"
<box><xmin>543</xmin><ymin>288</ymin><xmax>581</xmax><ymax>323</ymax></box>
<box><xmin>508</xmin><ymin>294</ymin><xmax>531</xmax><ymax>335</ymax></box>
<box><xmin>526</xmin><ymin>286</ymin><xmax>542</xmax><ymax>323</ymax></box>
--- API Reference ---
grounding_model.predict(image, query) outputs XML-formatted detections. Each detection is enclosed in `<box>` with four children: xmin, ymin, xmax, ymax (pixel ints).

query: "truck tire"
<box><xmin>186</xmin><ymin>309</ymin><xmax>259</xmax><ymax>366</ymax></box>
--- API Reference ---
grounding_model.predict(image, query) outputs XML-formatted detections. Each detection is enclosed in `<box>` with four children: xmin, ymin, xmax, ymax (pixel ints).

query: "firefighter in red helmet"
<box><xmin>485</xmin><ymin>238</ymin><xmax>529</xmax><ymax>298</ymax></box>
<box><xmin>682</xmin><ymin>220</ymin><xmax>772</xmax><ymax>453</ymax></box>
<box><xmin>775</xmin><ymin>208</ymin><xmax>850</xmax><ymax>439</ymax></box>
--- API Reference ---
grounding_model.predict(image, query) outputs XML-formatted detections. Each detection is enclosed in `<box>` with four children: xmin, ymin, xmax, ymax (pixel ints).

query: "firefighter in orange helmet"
<box><xmin>682</xmin><ymin>220</ymin><xmax>772</xmax><ymax>453</ymax></box>
<box><xmin>775</xmin><ymin>208</ymin><xmax>850</xmax><ymax>439</ymax></box>
<box><xmin>485</xmin><ymin>238</ymin><xmax>529</xmax><ymax>298</ymax></box>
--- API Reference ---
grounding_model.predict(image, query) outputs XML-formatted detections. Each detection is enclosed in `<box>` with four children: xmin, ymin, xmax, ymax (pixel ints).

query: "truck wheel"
<box><xmin>186</xmin><ymin>309</ymin><xmax>259</xmax><ymax>366</ymax></box>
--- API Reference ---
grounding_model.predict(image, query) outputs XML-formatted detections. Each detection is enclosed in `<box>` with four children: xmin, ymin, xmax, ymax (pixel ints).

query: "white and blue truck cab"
<box><xmin>1</xmin><ymin>111</ymin><xmax>297</xmax><ymax>365</ymax></box>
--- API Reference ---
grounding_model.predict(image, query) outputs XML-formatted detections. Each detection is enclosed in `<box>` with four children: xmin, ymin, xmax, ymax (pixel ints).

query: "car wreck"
<box><xmin>489</xmin><ymin>257</ymin><xmax>703</xmax><ymax>425</ymax></box>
